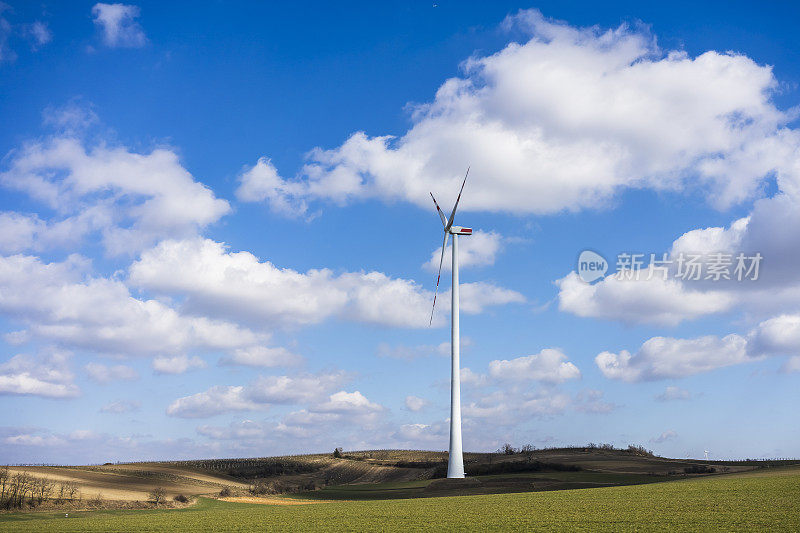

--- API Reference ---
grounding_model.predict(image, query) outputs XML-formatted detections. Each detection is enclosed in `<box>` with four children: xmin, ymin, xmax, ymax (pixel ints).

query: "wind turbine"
<box><xmin>429</xmin><ymin>167</ymin><xmax>472</xmax><ymax>479</ymax></box>
<box><xmin>704</xmin><ymin>450</ymin><xmax>710</xmax><ymax>461</ymax></box>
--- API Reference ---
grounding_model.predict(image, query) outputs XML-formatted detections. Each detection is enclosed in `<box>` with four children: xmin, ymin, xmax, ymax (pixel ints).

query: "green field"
<box><xmin>1</xmin><ymin>466</ymin><xmax>798</xmax><ymax>531</ymax></box>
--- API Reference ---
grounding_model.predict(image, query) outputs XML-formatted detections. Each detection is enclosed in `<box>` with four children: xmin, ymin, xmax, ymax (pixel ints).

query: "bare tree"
<box><xmin>148</xmin><ymin>487</ymin><xmax>166</xmax><ymax>505</ymax></box>
<box><xmin>0</xmin><ymin>467</ymin><xmax>8</xmax><ymax>503</ymax></box>
<box><xmin>34</xmin><ymin>477</ymin><xmax>55</xmax><ymax>504</ymax></box>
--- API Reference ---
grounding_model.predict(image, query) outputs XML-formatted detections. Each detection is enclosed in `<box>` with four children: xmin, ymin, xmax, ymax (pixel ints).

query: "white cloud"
<box><xmin>0</xmin><ymin>253</ymin><xmax>267</xmax><ymax>358</ymax></box>
<box><xmin>0</xmin><ymin>9</ymin><xmax>51</xmax><ymax>61</ymax></box>
<box><xmin>277</xmin><ymin>390</ymin><xmax>385</xmax><ymax>434</ymax></box>
<box><xmin>42</xmin><ymin>101</ymin><xmax>100</xmax><ymax>134</ymax></box>
<box><xmin>219</xmin><ymin>346</ymin><xmax>302</xmax><ymax>368</ymax></box>
<box><xmin>463</xmin><ymin>389</ymin><xmax>572</xmax><ymax>423</ymax></box>
<box><xmin>247</xmin><ymin>373</ymin><xmax>347</xmax><ymax>405</ymax></box>
<box><xmin>781</xmin><ymin>356</ymin><xmax>800</xmax><ymax>374</ymax></box>
<box><xmin>404</xmin><ymin>395</ymin><xmax>426</xmax><ymax>412</ymax></box>
<box><xmin>596</xmin><ymin>334</ymin><xmax>750</xmax><ymax>382</ymax></box>
<box><xmin>459</xmin><ymin>367</ymin><xmax>489</xmax><ymax>387</ymax></box>
<box><xmin>25</xmin><ymin>21</ymin><xmax>51</xmax><ymax>49</ymax></box>
<box><xmin>557</xmin><ymin>177</ymin><xmax>800</xmax><ymax>328</ymax></box>
<box><xmin>197</xmin><ymin>419</ymin><xmax>269</xmax><ymax>440</ymax></box>
<box><xmin>650</xmin><ymin>430</ymin><xmax>678</xmax><ymax>444</ymax></box>
<box><xmin>85</xmin><ymin>362</ymin><xmax>138</xmax><ymax>384</ymax></box>
<box><xmin>747</xmin><ymin>314</ymin><xmax>800</xmax><ymax>356</ymax></box>
<box><xmin>655</xmin><ymin>386</ymin><xmax>692</xmax><ymax>402</ymax></box>
<box><xmin>377</xmin><ymin>340</ymin><xmax>464</xmax><ymax>360</ymax></box>
<box><xmin>488</xmin><ymin>348</ymin><xmax>580</xmax><ymax>383</ymax></box>
<box><xmin>556</xmin><ymin>271</ymin><xmax>735</xmax><ymax>326</ymax></box>
<box><xmin>167</xmin><ymin>372</ymin><xmax>348</xmax><ymax>418</ymax></box>
<box><xmin>314</xmin><ymin>390</ymin><xmax>383</xmax><ymax>415</ymax></box>
<box><xmin>100</xmin><ymin>399</ymin><xmax>140</xmax><ymax>413</ymax></box>
<box><xmin>237</xmin><ymin>9</ymin><xmax>796</xmax><ymax>218</ymax></box>
<box><xmin>166</xmin><ymin>385</ymin><xmax>258</xmax><ymax>418</ymax></box>
<box><xmin>0</xmin><ymin>349</ymin><xmax>79</xmax><ymax>398</ymax></box>
<box><xmin>573</xmin><ymin>389</ymin><xmax>617</xmax><ymax>413</ymax></box>
<box><xmin>392</xmin><ymin>422</ymin><xmax>447</xmax><ymax>445</ymax></box>
<box><xmin>4</xmin><ymin>434</ymin><xmax>66</xmax><ymax>447</ymax></box>
<box><xmin>235</xmin><ymin>158</ymin><xmax>306</xmax><ymax>215</ymax></box>
<box><xmin>91</xmin><ymin>3</ymin><xmax>147</xmax><ymax>48</ymax></box>
<box><xmin>130</xmin><ymin>238</ymin><xmax>523</xmax><ymax>328</ymax></box>
<box><xmin>0</xmin><ymin>138</ymin><xmax>230</xmax><ymax>256</ymax></box>
<box><xmin>152</xmin><ymin>354</ymin><xmax>206</xmax><ymax>375</ymax></box>
<box><xmin>424</xmin><ymin>231</ymin><xmax>504</xmax><ymax>271</ymax></box>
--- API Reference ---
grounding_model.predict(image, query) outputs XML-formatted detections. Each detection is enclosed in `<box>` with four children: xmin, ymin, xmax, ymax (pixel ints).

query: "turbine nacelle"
<box><xmin>449</xmin><ymin>226</ymin><xmax>472</xmax><ymax>235</ymax></box>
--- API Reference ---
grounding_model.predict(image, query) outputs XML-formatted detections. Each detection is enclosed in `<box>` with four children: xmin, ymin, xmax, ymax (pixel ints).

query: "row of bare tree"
<box><xmin>0</xmin><ymin>467</ymin><xmax>81</xmax><ymax>509</ymax></box>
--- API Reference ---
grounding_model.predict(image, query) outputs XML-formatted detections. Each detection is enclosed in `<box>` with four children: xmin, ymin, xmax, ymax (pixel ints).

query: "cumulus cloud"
<box><xmin>392</xmin><ymin>422</ymin><xmax>447</xmax><ymax>445</ymax></box>
<box><xmin>459</xmin><ymin>367</ymin><xmax>489</xmax><ymax>387</ymax></box>
<box><xmin>0</xmin><ymin>253</ymin><xmax>267</xmax><ymax>358</ymax></box>
<box><xmin>557</xmin><ymin>163</ymin><xmax>800</xmax><ymax>327</ymax></box>
<box><xmin>85</xmin><ymin>362</ymin><xmax>138</xmax><ymax>384</ymax></box>
<box><xmin>655</xmin><ymin>386</ymin><xmax>692</xmax><ymax>402</ymax></box>
<box><xmin>91</xmin><ymin>3</ymin><xmax>147</xmax><ymax>48</ymax></box>
<box><xmin>573</xmin><ymin>389</ymin><xmax>617</xmax><ymax>413</ymax></box>
<box><xmin>404</xmin><ymin>395</ymin><xmax>427</xmax><ymax>412</ymax></box>
<box><xmin>650</xmin><ymin>430</ymin><xmax>678</xmax><ymax>444</ymax></box>
<box><xmin>597</xmin><ymin>312</ymin><xmax>800</xmax><ymax>382</ymax></box>
<box><xmin>0</xmin><ymin>138</ymin><xmax>230</xmax><ymax>256</ymax></box>
<box><xmin>488</xmin><ymin>348</ymin><xmax>581</xmax><ymax>383</ymax></box>
<box><xmin>424</xmin><ymin>231</ymin><xmax>504</xmax><ymax>271</ymax></box>
<box><xmin>235</xmin><ymin>158</ymin><xmax>306</xmax><ymax>216</ymax></box>
<box><xmin>219</xmin><ymin>346</ymin><xmax>302</xmax><ymax>368</ymax></box>
<box><xmin>167</xmin><ymin>372</ymin><xmax>348</xmax><ymax>418</ymax></box>
<box><xmin>463</xmin><ymin>389</ymin><xmax>572</xmax><ymax>423</ymax></box>
<box><xmin>314</xmin><ymin>390</ymin><xmax>383</xmax><ymax>415</ymax></box>
<box><xmin>747</xmin><ymin>314</ymin><xmax>800</xmax><ymax>357</ymax></box>
<box><xmin>596</xmin><ymin>334</ymin><xmax>750</xmax><ymax>382</ymax></box>
<box><xmin>152</xmin><ymin>354</ymin><xmax>206</xmax><ymax>375</ymax></box>
<box><xmin>377</xmin><ymin>341</ymin><xmax>451</xmax><ymax>360</ymax></box>
<box><xmin>556</xmin><ymin>271</ymin><xmax>735</xmax><ymax>326</ymax></box>
<box><xmin>166</xmin><ymin>385</ymin><xmax>257</xmax><ymax>419</ymax></box>
<box><xmin>246</xmin><ymin>373</ymin><xmax>348</xmax><ymax>405</ymax></box>
<box><xmin>99</xmin><ymin>399</ymin><xmax>140</xmax><ymax>413</ymax></box>
<box><xmin>130</xmin><ymin>238</ymin><xmax>523</xmax><ymax>328</ymax></box>
<box><xmin>781</xmin><ymin>356</ymin><xmax>800</xmax><ymax>374</ymax></box>
<box><xmin>197</xmin><ymin>419</ymin><xmax>270</xmax><ymax>440</ymax></box>
<box><xmin>0</xmin><ymin>349</ymin><xmax>79</xmax><ymax>398</ymax></box>
<box><xmin>236</xmin><ymin>9</ymin><xmax>796</xmax><ymax>218</ymax></box>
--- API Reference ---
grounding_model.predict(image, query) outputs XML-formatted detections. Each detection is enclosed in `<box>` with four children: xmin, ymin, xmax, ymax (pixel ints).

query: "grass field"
<box><xmin>1</xmin><ymin>466</ymin><xmax>797</xmax><ymax>531</ymax></box>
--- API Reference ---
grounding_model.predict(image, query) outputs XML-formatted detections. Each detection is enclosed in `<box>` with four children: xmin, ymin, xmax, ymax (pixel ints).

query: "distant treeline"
<box><xmin>424</xmin><ymin>459</ymin><xmax>582</xmax><ymax>479</ymax></box>
<box><xmin>156</xmin><ymin>458</ymin><xmax>322</xmax><ymax>479</ymax></box>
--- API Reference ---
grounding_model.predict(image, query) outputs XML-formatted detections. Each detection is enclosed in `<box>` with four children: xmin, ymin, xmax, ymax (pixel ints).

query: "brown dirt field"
<box><xmin>5</xmin><ymin>466</ymin><xmax>239</xmax><ymax>502</ymax></box>
<box><xmin>218</xmin><ymin>496</ymin><xmax>329</xmax><ymax>506</ymax></box>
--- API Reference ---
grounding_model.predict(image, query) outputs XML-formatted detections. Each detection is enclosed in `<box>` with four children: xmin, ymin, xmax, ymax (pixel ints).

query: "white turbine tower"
<box><xmin>429</xmin><ymin>167</ymin><xmax>472</xmax><ymax>479</ymax></box>
<box><xmin>704</xmin><ymin>450</ymin><xmax>710</xmax><ymax>461</ymax></box>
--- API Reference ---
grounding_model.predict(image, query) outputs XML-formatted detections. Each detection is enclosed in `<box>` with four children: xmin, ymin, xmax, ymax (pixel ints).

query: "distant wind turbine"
<box><xmin>429</xmin><ymin>167</ymin><xmax>472</xmax><ymax>479</ymax></box>
<box><xmin>704</xmin><ymin>450</ymin><xmax>710</xmax><ymax>460</ymax></box>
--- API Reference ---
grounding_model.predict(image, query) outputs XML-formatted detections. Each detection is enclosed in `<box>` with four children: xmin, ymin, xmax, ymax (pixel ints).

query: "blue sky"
<box><xmin>0</xmin><ymin>1</ymin><xmax>799</xmax><ymax>463</ymax></box>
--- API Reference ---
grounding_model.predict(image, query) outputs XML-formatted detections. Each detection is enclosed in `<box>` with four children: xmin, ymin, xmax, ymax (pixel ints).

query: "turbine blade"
<box><xmin>446</xmin><ymin>166</ymin><xmax>470</xmax><ymax>230</ymax></box>
<box><xmin>430</xmin><ymin>192</ymin><xmax>447</xmax><ymax>228</ymax></box>
<box><xmin>429</xmin><ymin>232</ymin><xmax>450</xmax><ymax>326</ymax></box>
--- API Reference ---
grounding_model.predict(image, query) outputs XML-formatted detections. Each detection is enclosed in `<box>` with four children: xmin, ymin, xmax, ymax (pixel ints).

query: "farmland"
<box><xmin>1</xmin><ymin>465</ymin><xmax>797</xmax><ymax>532</ymax></box>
